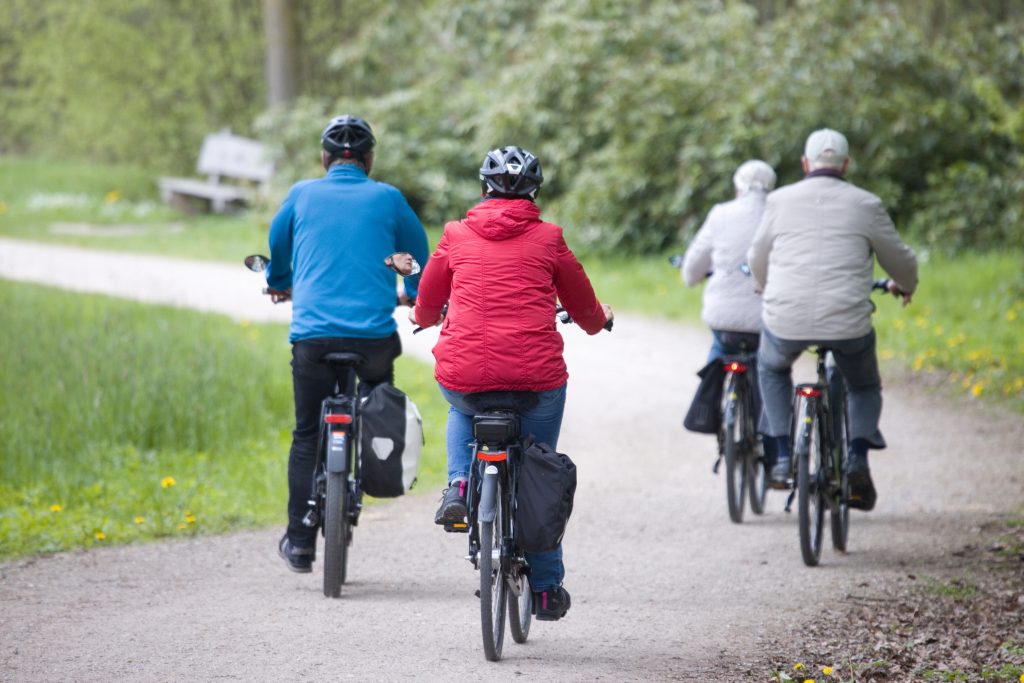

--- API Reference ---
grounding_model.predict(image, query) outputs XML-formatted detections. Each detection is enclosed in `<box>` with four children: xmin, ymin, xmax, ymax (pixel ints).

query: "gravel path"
<box><xmin>2</xmin><ymin>237</ymin><xmax>1021</xmax><ymax>682</ymax></box>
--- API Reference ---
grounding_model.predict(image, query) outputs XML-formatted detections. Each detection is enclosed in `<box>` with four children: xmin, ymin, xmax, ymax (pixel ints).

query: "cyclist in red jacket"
<box><xmin>412</xmin><ymin>146</ymin><xmax>613</xmax><ymax>621</ymax></box>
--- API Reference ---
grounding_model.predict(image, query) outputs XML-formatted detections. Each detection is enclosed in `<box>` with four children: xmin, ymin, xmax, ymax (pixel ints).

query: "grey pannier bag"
<box><xmin>359</xmin><ymin>384</ymin><xmax>423</xmax><ymax>498</ymax></box>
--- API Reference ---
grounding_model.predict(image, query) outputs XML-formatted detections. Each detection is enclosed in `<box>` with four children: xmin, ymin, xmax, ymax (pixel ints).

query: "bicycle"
<box><xmin>718</xmin><ymin>338</ymin><xmax>769</xmax><ymax>524</ymax></box>
<box><xmin>451</xmin><ymin>393</ymin><xmax>537</xmax><ymax>662</ymax></box>
<box><xmin>423</xmin><ymin>306</ymin><xmax>611</xmax><ymax>661</ymax></box>
<box><xmin>244</xmin><ymin>253</ymin><xmax>377</xmax><ymax>598</ymax></box>
<box><xmin>782</xmin><ymin>278</ymin><xmax>902</xmax><ymax>566</ymax></box>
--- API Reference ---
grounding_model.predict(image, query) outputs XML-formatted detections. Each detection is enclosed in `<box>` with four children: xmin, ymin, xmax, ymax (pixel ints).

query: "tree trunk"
<box><xmin>263</xmin><ymin>0</ymin><xmax>298</xmax><ymax>107</ymax></box>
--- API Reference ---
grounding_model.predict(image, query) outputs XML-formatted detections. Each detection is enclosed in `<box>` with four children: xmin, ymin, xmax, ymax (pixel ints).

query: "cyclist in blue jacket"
<box><xmin>264</xmin><ymin>115</ymin><xmax>430</xmax><ymax>573</ymax></box>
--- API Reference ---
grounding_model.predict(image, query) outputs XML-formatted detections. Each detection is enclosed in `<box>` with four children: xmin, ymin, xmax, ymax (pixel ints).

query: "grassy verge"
<box><xmin>0</xmin><ymin>280</ymin><xmax>448</xmax><ymax>560</ymax></box>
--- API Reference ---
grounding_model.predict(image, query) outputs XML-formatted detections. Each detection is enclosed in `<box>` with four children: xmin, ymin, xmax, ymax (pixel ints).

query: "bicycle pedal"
<box><xmin>444</xmin><ymin>522</ymin><xmax>469</xmax><ymax>533</ymax></box>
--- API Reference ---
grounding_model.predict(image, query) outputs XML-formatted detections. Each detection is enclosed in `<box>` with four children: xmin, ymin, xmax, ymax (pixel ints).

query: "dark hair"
<box><xmin>479</xmin><ymin>146</ymin><xmax>543</xmax><ymax>199</ymax></box>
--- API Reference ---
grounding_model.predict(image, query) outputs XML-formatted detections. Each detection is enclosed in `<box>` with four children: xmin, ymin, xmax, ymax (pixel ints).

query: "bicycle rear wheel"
<box><xmin>478</xmin><ymin>472</ymin><xmax>507</xmax><ymax>661</ymax></box>
<box><xmin>323</xmin><ymin>471</ymin><xmax>349</xmax><ymax>597</ymax></box>
<box><xmin>722</xmin><ymin>376</ymin><xmax>747</xmax><ymax>523</ymax></box>
<box><xmin>797</xmin><ymin>401</ymin><xmax>826</xmax><ymax>566</ymax></box>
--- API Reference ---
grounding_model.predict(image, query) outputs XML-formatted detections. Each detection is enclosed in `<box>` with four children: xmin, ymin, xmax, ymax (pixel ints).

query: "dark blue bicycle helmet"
<box><xmin>321</xmin><ymin>115</ymin><xmax>376</xmax><ymax>160</ymax></box>
<box><xmin>479</xmin><ymin>146</ymin><xmax>543</xmax><ymax>199</ymax></box>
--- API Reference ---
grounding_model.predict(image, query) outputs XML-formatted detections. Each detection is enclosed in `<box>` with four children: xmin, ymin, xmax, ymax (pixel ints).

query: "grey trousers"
<box><xmin>757</xmin><ymin>328</ymin><xmax>886</xmax><ymax>449</ymax></box>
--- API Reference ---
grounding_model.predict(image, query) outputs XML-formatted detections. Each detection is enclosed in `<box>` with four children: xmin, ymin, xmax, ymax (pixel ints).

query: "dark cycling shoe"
<box><xmin>533</xmin><ymin>585</ymin><xmax>571</xmax><ymax>622</ymax></box>
<box><xmin>846</xmin><ymin>452</ymin><xmax>877</xmax><ymax>511</ymax></box>
<box><xmin>768</xmin><ymin>456</ymin><xmax>791</xmax><ymax>489</ymax></box>
<box><xmin>278</xmin><ymin>533</ymin><xmax>314</xmax><ymax>573</ymax></box>
<box><xmin>434</xmin><ymin>479</ymin><xmax>469</xmax><ymax>530</ymax></box>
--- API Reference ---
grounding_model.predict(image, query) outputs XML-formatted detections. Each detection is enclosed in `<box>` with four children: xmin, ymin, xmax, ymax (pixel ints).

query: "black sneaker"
<box><xmin>533</xmin><ymin>585</ymin><xmax>571</xmax><ymax>621</ymax></box>
<box><xmin>768</xmin><ymin>456</ymin><xmax>791</xmax><ymax>489</ymax></box>
<box><xmin>434</xmin><ymin>479</ymin><xmax>469</xmax><ymax>529</ymax></box>
<box><xmin>846</xmin><ymin>452</ymin><xmax>877</xmax><ymax>511</ymax></box>
<box><xmin>278</xmin><ymin>533</ymin><xmax>314</xmax><ymax>573</ymax></box>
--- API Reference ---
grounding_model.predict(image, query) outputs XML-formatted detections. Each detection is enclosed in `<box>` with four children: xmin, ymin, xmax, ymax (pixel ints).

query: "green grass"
<box><xmin>0</xmin><ymin>280</ymin><xmax>448</xmax><ymax>560</ymax></box>
<box><xmin>0</xmin><ymin>155</ymin><xmax>272</xmax><ymax>261</ymax></box>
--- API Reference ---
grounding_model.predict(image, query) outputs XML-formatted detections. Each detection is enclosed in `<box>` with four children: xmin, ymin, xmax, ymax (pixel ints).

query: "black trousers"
<box><xmin>287</xmin><ymin>333</ymin><xmax>401</xmax><ymax>547</ymax></box>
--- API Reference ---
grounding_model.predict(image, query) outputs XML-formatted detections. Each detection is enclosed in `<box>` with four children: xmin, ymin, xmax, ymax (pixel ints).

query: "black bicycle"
<box><xmin>783</xmin><ymin>278</ymin><xmax>903</xmax><ymax>566</ymax></box>
<box><xmin>719</xmin><ymin>346</ymin><xmax>768</xmax><ymax>524</ymax></box>
<box><xmin>785</xmin><ymin>345</ymin><xmax>849</xmax><ymax>567</ymax></box>
<box><xmin>244</xmin><ymin>254</ymin><xmax>368</xmax><ymax>597</ymax></box>
<box><xmin>426</xmin><ymin>306</ymin><xmax>611</xmax><ymax>661</ymax></box>
<box><xmin>449</xmin><ymin>395</ymin><xmax>536</xmax><ymax>662</ymax></box>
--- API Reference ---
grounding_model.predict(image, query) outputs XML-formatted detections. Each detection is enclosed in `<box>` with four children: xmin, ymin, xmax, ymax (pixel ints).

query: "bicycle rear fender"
<box><xmin>478</xmin><ymin>466</ymin><xmax>499</xmax><ymax>523</ymax></box>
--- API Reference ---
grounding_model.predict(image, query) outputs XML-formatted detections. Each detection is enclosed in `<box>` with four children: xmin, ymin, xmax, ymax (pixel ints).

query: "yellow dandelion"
<box><xmin>49</xmin><ymin>503</ymin><xmax>63</xmax><ymax>512</ymax></box>
<box><xmin>94</xmin><ymin>531</ymin><xmax>106</xmax><ymax>541</ymax></box>
<box><xmin>971</xmin><ymin>383</ymin><xmax>984</xmax><ymax>397</ymax></box>
<box><xmin>133</xmin><ymin>516</ymin><xmax>145</xmax><ymax>524</ymax></box>
<box><xmin>822</xmin><ymin>666</ymin><xmax>833</xmax><ymax>675</ymax></box>
<box><xmin>793</xmin><ymin>663</ymin><xmax>805</xmax><ymax>671</ymax></box>
<box><xmin>932</xmin><ymin>325</ymin><xmax>943</xmax><ymax>336</ymax></box>
<box><xmin>803</xmin><ymin>679</ymin><xmax>816</xmax><ymax>683</ymax></box>
<box><xmin>892</xmin><ymin>318</ymin><xmax>905</xmax><ymax>330</ymax></box>
<box><xmin>104</xmin><ymin>190</ymin><xmax>122</xmax><ymax>204</ymax></box>
<box><xmin>177</xmin><ymin>523</ymin><xmax>187</xmax><ymax>530</ymax></box>
<box><xmin>1014</xmin><ymin>377</ymin><xmax>1024</xmax><ymax>391</ymax></box>
<box><xmin>161</xmin><ymin>476</ymin><xmax>176</xmax><ymax>488</ymax></box>
<box><xmin>184</xmin><ymin>512</ymin><xmax>197</xmax><ymax>524</ymax></box>
<box><xmin>1018</xmin><ymin>673</ymin><xmax>1023</xmax><ymax>683</ymax></box>
<box><xmin>912</xmin><ymin>355</ymin><xmax>925</xmax><ymax>371</ymax></box>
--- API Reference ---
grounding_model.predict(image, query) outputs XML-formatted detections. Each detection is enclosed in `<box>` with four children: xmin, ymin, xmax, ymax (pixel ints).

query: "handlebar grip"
<box><xmin>603</xmin><ymin>319</ymin><xmax>614</xmax><ymax>332</ymax></box>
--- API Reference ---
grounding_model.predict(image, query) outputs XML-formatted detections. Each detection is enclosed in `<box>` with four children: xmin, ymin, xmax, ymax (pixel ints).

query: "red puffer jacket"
<box><xmin>414</xmin><ymin>198</ymin><xmax>607</xmax><ymax>393</ymax></box>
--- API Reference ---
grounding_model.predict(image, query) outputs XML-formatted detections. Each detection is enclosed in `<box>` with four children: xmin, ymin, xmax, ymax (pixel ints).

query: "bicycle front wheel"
<box><xmin>507</xmin><ymin>569</ymin><xmax>532</xmax><ymax>644</ymax></box>
<box><xmin>829</xmin><ymin>372</ymin><xmax>850</xmax><ymax>552</ymax></box>
<box><xmin>797</xmin><ymin>402</ymin><xmax>826</xmax><ymax>567</ymax></box>
<box><xmin>323</xmin><ymin>471</ymin><xmax>349</xmax><ymax>597</ymax></box>
<box><xmin>478</xmin><ymin>473</ymin><xmax>507</xmax><ymax>661</ymax></box>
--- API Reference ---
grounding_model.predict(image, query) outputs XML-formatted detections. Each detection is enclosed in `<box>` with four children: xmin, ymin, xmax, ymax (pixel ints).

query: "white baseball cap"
<box><xmin>804</xmin><ymin>128</ymin><xmax>849</xmax><ymax>162</ymax></box>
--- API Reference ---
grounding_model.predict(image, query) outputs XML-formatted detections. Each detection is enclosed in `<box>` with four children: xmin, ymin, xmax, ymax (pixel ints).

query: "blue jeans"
<box><xmin>708</xmin><ymin>329</ymin><xmax>761</xmax><ymax>364</ymax></box>
<box><xmin>439</xmin><ymin>383</ymin><xmax>567</xmax><ymax>592</ymax></box>
<box><xmin>757</xmin><ymin>328</ymin><xmax>886</xmax><ymax>449</ymax></box>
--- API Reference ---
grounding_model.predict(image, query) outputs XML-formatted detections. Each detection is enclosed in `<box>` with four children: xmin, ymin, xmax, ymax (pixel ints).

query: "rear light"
<box><xmin>798</xmin><ymin>386</ymin><xmax>822</xmax><ymax>397</ymax></box>
<box><xmin>324</xmin><ymin>414</ymin><xmax>353</xmax><ymax>424</ymax></box>
<box><xmin>477</xmin><ymin>450</ymin><xmax>508</xmax><ymax>462</ymax></box>
<box><xmin>724</xmin><ymin>361</ymin><xmax>747</xmax><ymax>373</ymax></box>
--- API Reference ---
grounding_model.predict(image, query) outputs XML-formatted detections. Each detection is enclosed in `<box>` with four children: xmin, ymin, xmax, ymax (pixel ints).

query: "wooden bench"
<box><xmin>159</xmin><ymin>130</ymin><xmax>273</xmax><ymax>213</ymax></box>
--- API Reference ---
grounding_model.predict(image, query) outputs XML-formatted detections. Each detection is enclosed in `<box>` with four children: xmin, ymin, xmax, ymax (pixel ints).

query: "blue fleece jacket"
<box><xmin>266</xmin><ymin>164</ymin><xmax>429</xmax><ymax>342</ymax></box>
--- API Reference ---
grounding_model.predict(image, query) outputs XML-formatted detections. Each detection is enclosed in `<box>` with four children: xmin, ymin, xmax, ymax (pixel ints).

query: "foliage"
<box><xmin>0</xmin><ymin>281</ymin><xmax>448</xmax><ymax>559</ymax></box>
<box><xmin>2</xmin><ymin>1</ymin><xmax>1020</xmax><ymax>253</ymax></box>
<box><xmin>258</xmin><ymin>0</ymin><xmax>1024</xmax><ymax>253</ymax></box>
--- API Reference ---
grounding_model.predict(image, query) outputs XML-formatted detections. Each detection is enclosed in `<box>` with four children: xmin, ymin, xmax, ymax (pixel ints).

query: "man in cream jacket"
<box><xmin>747</xmin><ymin>128</ymin><xmax>917</xmax><ymax>511</ymax></box>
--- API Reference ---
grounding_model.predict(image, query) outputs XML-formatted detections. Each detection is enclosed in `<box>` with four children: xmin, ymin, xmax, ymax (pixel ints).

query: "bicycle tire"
<box><xmin>797</xmin><ymin>401</ymin><xmax>826</xmax><ymax>567</ymax></box>
<box><xmin>829</xmin><ymin>373</ymin><xmax>850</xmax><ymax>552</ymax></box>
<box><xmin>745</xmin><ymin>380</ymin><xmax>768</xmax><ymax>515</ymax></box>
<box><xmin>479</xmin><ymin>475</ymin><xmax>507</xmax><ymax>661</ymax></box>
<box><xmin>722</xmin><ymin>376</ymin><xmax>747</xmax><ymax>523</ymax></box>
<box><xmin>323</xmin><ymin>470</ymin><xmax>349</xmax><ymax>597</ymax></box>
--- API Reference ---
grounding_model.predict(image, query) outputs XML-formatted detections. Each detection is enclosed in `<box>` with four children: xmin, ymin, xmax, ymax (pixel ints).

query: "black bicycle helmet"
<box><xmin>321</xmin><ymin>115</ymin><xmax>376</xmax><ymax>159</ymax></box>
<box><xmin>479</xmin><ymin>146</ymin><xmax>543</xmax><ymax>199</ymax></box>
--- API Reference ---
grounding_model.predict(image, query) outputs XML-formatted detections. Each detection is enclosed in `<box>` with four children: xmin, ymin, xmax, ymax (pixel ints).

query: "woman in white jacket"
<box><xmin>681</xmin><ymin>159</ymin><xmax>777</xmax><ymax>361</ymax></box>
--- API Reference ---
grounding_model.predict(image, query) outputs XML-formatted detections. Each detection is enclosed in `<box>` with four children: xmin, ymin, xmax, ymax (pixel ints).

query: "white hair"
<box><xmin>733</xmin><ymin>160</ymin><xmax>777</xmax><ymax>195</ymax></box>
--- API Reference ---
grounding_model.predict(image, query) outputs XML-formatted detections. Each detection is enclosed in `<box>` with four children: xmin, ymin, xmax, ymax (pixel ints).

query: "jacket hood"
<box><xmin>463</xmin><ymin>198</ymin><xmax>540</xmax><ymax>241</ymax></box>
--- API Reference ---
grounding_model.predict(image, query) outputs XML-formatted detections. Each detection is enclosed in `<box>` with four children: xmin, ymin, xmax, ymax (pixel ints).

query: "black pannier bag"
<box><xmin>514</xmin><ymin>438</ymin><xmax>577</xmax><ymax>553</ymax></box>
<box><xmin>359</xmin><ymin>383</ymin><xmax>423</xmax><ymax>498</ymax></box>
<box><xmin>683</xmin><ymin>358</ymin><xmax>726</xmax><ymax>434</ymax></box>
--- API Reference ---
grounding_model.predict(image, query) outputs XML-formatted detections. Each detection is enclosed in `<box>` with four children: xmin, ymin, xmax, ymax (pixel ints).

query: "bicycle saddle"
<box><xmin>464</xmin><ymin>391</ymin><xmax>540</xmax><ymax>414</ymax></box>
<box><xmin>320</xmin><ymin>351</ymin><xmax>366</xmax><ymax>367</ymax></box>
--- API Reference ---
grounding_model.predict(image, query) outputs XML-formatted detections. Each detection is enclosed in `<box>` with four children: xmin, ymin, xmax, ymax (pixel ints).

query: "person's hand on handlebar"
<box><xmin>601</xmin><ymin>304</ymin><xmax>615</xmax><ymax>327</ymax></box>
<box><xmin>409</xmin><ymin>306</ymin><xmax>444</xmax><ymax>328</ymax></box>
<box><xmin>265</xmin><ymin>287</ymin><xmax>292</xmax><ymax>304</ymax></box>
<box><xmin>876</xmin><ymin>278</ymin><xmax>913</xmax><ymax>307</ymax></box>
